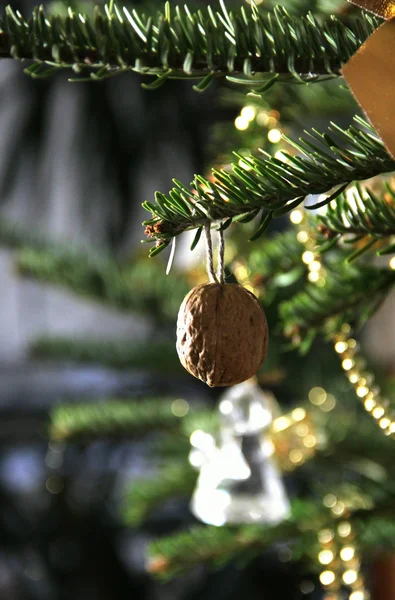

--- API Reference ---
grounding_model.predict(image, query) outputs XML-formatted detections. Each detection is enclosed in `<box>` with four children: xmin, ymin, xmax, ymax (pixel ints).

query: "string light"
<box><xmin>290</xmin><ymin>210</ymin><xmax>304</xmax><ymax>224</ymax></box>
<box><xmin>268</xmin><ymin>128</ymin><xmax>282</xmax><ymax>144</ymax></box>
<box><xmin>340</xmin><ymin>546</ymin><xmax>355</xmax><ymax>561</ymax></box>
<box><xmin>235</xmin><ymin>116</ymin><xmax>249</xmax><ymax>131</ymax></box>
<box><xmin>240</xmin><ymin>106</ymin><xmax>256</xmax><ymax>121</ymax></box>
<box><xmin>334</xmin><ymin>326</ymin><xmax>395</xmax><ymax>437</ymax></box>
<box><xmin>320</xmin><ymin>571</ymin><xmax>336</xmax><ymax>586</ymax></box>
<box><xmin>319</xmin><ymin>550</ymin><xmax>334</xmax><ymax>565</ymax></box>
<box><xmin>290</xmin><ymin>208</ymin><xmax>370</xmax><ymax>600</ymax></box>
<box><xmin>343</xmin><ymin>570</ymin><xmax>358</xmax><ymax>585</ymax></box>
<box><xmin>290</xmin><ymin>207</ymin><xmax>395</xmax><ymax>441</ymax></box>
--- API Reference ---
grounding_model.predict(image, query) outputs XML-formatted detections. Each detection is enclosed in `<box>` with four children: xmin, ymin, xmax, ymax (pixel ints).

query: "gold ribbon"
<box><xmin>343</xmin><ymin>0</ymin><xmax>395</xmax><ymax>157</ymax></box>
<box><xmin>348</xmin><ymin>0</ymin><xmax>395</xmax><ymax>17</ymax></box>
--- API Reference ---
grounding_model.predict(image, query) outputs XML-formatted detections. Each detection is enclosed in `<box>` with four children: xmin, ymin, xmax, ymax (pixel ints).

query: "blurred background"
<box><xmin>1</xmin><ymin>1</ymin><xmax>395</xmax><ymax>599</ymax></box>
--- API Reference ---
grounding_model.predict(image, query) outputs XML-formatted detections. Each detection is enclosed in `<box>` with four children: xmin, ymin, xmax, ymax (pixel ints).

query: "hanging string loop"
<box><xmin>204</xmin><ymin>223</ymin><xmax>226</xmax><ymax>285</ymax></box>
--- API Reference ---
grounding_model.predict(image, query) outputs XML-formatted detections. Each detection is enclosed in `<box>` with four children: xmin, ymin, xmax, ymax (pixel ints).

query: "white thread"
<box><xmin>204</xmin><ymin>224</ymin><xmax>218</xmax><ymax>283</ymax></box>
<box><xmin>217</xmin><ymin>229</ymin><xmax>225</xmax><ymax>284</ymax></box>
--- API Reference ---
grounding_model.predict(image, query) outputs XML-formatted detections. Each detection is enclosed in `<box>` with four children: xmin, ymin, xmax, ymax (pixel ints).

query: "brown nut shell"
<box><xmin>176</xmin><ymin>283</ymin><xmax>268</xmax><ymax>387</ymax></box>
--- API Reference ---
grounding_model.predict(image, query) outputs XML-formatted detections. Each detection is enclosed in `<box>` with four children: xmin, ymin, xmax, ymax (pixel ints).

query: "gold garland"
<box><xmin>317</xmin><ymin>512</ymin><xmax>368</xmax><ymax>600</ymax></box>
<box><xmin>290</xmin><ymin>208</ymin><xmax>395</xmax><ymax>439</ymax></box>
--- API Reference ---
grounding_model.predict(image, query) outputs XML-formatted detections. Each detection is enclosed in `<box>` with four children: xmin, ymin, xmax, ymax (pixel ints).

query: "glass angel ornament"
<box><xmin>190</xmin><ymin>378</ymin><xmax>290</xmax><ymax>526</ymax></box>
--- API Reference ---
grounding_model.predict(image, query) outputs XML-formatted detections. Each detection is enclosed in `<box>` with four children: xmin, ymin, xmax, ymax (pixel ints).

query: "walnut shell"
<box><xmin>176</xmin><ymin>283</ymin><xmax>268</xmax><ymax>387</ymax></box>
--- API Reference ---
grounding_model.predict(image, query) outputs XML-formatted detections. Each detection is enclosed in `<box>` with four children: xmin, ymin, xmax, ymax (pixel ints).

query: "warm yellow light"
<box><xmin>302</xmin><ymin>251</ymin><xmax>315</xmax><ymax>264</ymax></box>
<box><xmin>297</xmin><ymin>231</ymin><xmax>309</xmax><ymax>243</ymax></box>
<box><xmin>372</xmin><ymin>406</ymin><xmax>385</xmax><ymax>419</ymax></box>
<box><xmin>348</xmin><ymin>372</ymin><xmax>359</xmax><ymax>384</ymax></box>
<box><xmin>296</xmin><ymin>423</ymin><xmax>309</xmax><ymax>437</ymax></box>
<box><xmin>335</xmin><ymin>341</ymin><xmax>348</xmax><ymax>354</ymax></box>
<box><xmin>292</xmin><ymin>408</ymin><xmax>306</xmax><ymax>421</ymax></box>
<box><xmin>380</xmin><ymin>417</ymin><xmax>391</xmax><ymax>429</ymax></box>
<box><xmin>310</xmin><ymin>260</ymin><xmax>322</xmax><ymax>272</ymax></box>
<box><xmin>289</xmin><ymin>449</ymin><xmax>303</xmax><ymax>464</ymax></box>
<box><xmin>235</xmin><ymin>116</ymin><xmax>249</xmax><ymax>131</ymax></box>
<box><xmin>234</xmin><ymin>264</ymin><xmax>249</xmax><ymax>280</ymax></box>
<box><xmin>171</xmin><ymin>398</ymin><xmax>189</xmax><ymax>417</ymax></box>
<box><xmin>320</xmin><ymin>394</ymin><xmax>336</xmax><ymax>412</ymax></box>
<box><xmin>338</xmin><ymin>522</ymin><xmax>352</xmax><ymax>538</ymax></box>
<box><xmin>323</xmin><ymin>494</ymin><xmax>337</xmax><ymax>508</ymax></box>
<box><xmin>390</xmin><ymin>422</ymin><xmax>395</xmax><ymax>433</ymax></box>
<box><xmin>241</xmin><ymin>106</ymin><xmax>256</xmax><ymax>121</ymax></box>
<box><xmin>342</xmin><ymin>570</ymin><xmax>358</xmax><ymax>585</ymax></box>
<box><xmin>256</xmin><ymin>111</ymin><xmax>269</xmax><ymax>126</ymax></box>
<box><xmin>290</xmin><ymin>210</ymin><xmax>303</xmax><ymax>225</ymax></box>
<box><xmin>318</xmin><ymin>550</ymin><xmax>334</xmax><ymax>565</ymax></box>
<box><xmin>320</xmin><ymin>571</ymin><xmax>336</xmax><ymax>586</ymax></box>
<box><xmin>342</xmin><ymin>359</ymin><xmax>354</xmax><ymax>371</ymax></box>
<box><xmin>303</xmin><ymin>435</ymin><xmax>317</xmax><ymax>448</ymax></box>
<box><xmin>364</xmin><ymin>398</ymin><xmax>376</xmax><ymax>412</ymax></box>
<box><xmin>340</xmin><ymin>546</ymin><xmax>355</xmax><ymax>562</ymax></box>
<box><xmin>356</xmin><ymin>386</ymin><xmax>369</xmax><ymax>398</ymax></box>
<box><xmin>319</xmin><ymin>529</ymin><xmax>334</xmax><ymax>544</ymax></box>
<box><xmin>389</xmin><ymin>256</ymin><xmax>395</xmax><ymax>270</ymax></box>
<box><xmin>348</xmin><ymin>338</ymin><xmax>357</xmax><ymax>348</ymax></box>
<box><xmin>349</xmin><ymin>592</ymin><xmax>365</xmax><ymax>600</ymax></box>
<box><xmin>331</xmin><ymin>502</ymin><xmax>345</xmax><ymax>516</ymax></box>
<box><xmin>308</xmin><ymin>271</ymin><xmax>320</xmax><ymax>283</ymax></box>
<box><xmin>272</xmin><ymin>416</ymin><xmax>290</xmax><ymax>432</ymax></box>
<box><xmin>309</xmin><ymin>387</ymin><xmax>327</xmax><ymax>406</ymax></box>
<box><xmin>268</xmin><ymin>128</ymin><xmax>282</xmax><ymax>143</ymax></box>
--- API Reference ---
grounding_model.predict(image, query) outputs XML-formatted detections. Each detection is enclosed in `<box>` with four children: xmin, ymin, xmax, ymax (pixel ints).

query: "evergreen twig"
<box><xmin>143</xmin><ymin>119</ymin><xmax>395</xmax><ymax>254</ymax></box>
<box><xmin>280</xmin><ymin>262</ymin><xmax>395</xmax><ymax>350</ymax></box>
<box><xmin>49</xmin><ymin>398</ymin><xmax>212</xmax><ymax>441</ymax></box>
<box><xmin>0</xmin><ymin>5</ymin><xmax>379</xmax><ymax>85</ymax></box>
<box><xmin>30</xmin><ymin>337</ymin><xmax>181</xmax><ymax>372</ymax></box>
<box><xmin>124</xmin><ymin>463</ymin><xmax>197</xmax><ymax>526</ymax></box>
<box><xmin>317</xmin><ymin>182</ymin><xmax>395</xmax><ymax>259</ymax></box>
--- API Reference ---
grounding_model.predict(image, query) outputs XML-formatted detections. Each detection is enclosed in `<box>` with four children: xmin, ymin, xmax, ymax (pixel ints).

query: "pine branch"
<box><xmin>50</xmin><ymin>398</ymin><xmax>213</xmax><ymax>441</ymax></box>
<box><xmin>147</xmin><ymin>500</ymin><xmax>335</xmax><ymax>578</ymax></box>
<box><xmin>50</xmin><ymin>399</ymin><xmax>190</xmax><ymax>440</ymax></box>
<box><xmin>317</xmin><ymin>182</ymin><xmax>395</xmax><ymax>259</ymax></box>
<box><xmin>148</xmin><ymin>495</ymin><xmax>395</xmax><ymax>578</ymax></box>
<box><xmin>123</xmin><ymin>463</ymin><xmax>197</xmax><ymax>526</ymax></box>
<box><xmin>246</xmin><ymin>230</ymin><xmax>305</xmax><ymax>293</ymax></box>
<box><xmin>143</xmin><ymin>119</ymin><xmax>395</xmax><ymax>255</ymax></box>
<box><xmin>14</xmin><ymin>246</ymin><xmax>188</xmax><ymax>321</ymax></box>
<box><xmin>1</xmin><ymin>5</ymin><xmax>379</xmax><ymax>86</ymax></box>
<box><xmin>280</xmin><ymin>261</ymin><xmax>395</xmax><ymax>350</ymax></box>
<box><xmin>30</xmin><ymin>337</ymin><xmax>181</xmax><ymax>372</ymax></box>
<box><xmin>0</xmin><ymin>219</ymin><xmax>189</xmax><ymax>320</ymax></box>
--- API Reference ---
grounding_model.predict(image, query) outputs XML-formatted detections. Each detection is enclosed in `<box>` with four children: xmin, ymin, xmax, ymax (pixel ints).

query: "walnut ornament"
<box><xmin>176</xmin><ymin>282</ymin><xmax>268</xmax><ymax>387</ymax></box>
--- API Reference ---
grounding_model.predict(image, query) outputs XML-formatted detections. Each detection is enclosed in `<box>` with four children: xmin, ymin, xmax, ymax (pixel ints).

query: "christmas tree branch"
<box><xmin>123</xmin><ymin>463</ymin><xmax>197</xmax><ymax>526</ymax></box>
<box><xmin>13</xmin><ymin>246</ymin><xmax>188</xmax><ymax>322</ymax></box>
<box><xmin>317</xmin><ymin>182</ymin><xmax>395</xmax><ymax>259</ymax></box>
<box><xmin>245</xmin><ymin>230</ymin><xmax>305</xmax><ymax>295</ymax></box>
<box><xmin>0</xmin><ymin>219</ymin><xmax>188</xmax><ymax>321</ymax></box>
<box><xmin>50</xmin><ymin>399</ymin><xmax>192</xmax><ymax>440</ymax></box>
<box><xmin>30</xmin><ymin>337</ymin><xmax>181</xmax><ymax>372</ymax></box>
<box><xmin>148</xmin><ymin>495</ymin><xmax>395</xmax><ymax>578</ymax></box>
<box><xmin>143</xmin><ymin>119</ymin><xmax>395</xmax><ymax>255</ymax></box>
<box><xmin>1</xmin><ymin>5</ymin><xmax>379</xmax><ymax>86</ymax></box>
<box><xmin>280</xmin><ymin>262</ymin><xmax>395</xmax><ymax>350</ymax></box>
<box><xmin>50</xmin><ymin>398</ymin><xmax>214</xmax><ymax>441</ymax></box>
